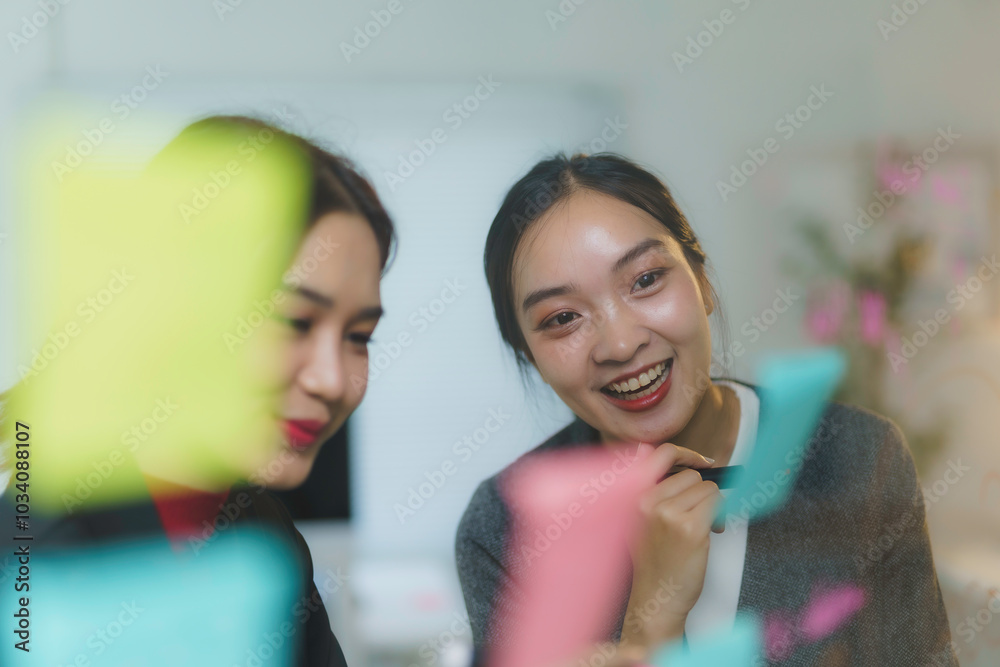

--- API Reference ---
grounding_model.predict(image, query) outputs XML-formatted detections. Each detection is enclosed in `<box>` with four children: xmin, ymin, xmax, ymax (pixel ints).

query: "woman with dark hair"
<box><xmin>456</xmin><ymin>153</ymin><xmax>956</xmax><ymax>665</ymax></box>
<box><xmin>162</xmin><ymin>115</ymin><xmax>395</xmax><ymax>492</ymax></box>
<box><xmin>3</xmin><ymin>115</ymin><xmax>395</xmax><ymax>666</ymax></box>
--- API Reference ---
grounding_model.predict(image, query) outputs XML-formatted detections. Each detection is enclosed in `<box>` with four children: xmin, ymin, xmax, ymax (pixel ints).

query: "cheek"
<box><xmin>531</xmin><ymin>335</ymin><xmax>591</xmax><ymax>393</ymax></box>
<box><xmin>644</xmin><ymin>282</ymin><xmax>709</xmax><ymax>344</ymax></box>
<box><xmin>283</xmin><ymin>341</ymin><xmax>306</xmax><ymax>383</ymax></box>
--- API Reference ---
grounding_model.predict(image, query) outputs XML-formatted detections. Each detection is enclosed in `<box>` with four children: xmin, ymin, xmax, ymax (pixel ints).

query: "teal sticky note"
<box><xmin>650</xmin><ymin>615</ymin><xmax>762</xmax><ymax>666</ymax></box>
<box><xmin>2</xmin><ymin>528</ymin><xmax>300</xmax><ymax>666</ymax></box>
<box><xmin>718</xmin><ymin>348</ymin><xmax>846</xmax><ymax>524</ymax></box>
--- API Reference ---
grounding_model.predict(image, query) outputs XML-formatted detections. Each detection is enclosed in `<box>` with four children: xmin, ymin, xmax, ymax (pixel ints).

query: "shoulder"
<box><xmin>233</xmin><ymin>487</ymin><xmax>316</xmax><ymax>574</ymax></box>
<box><xmin>796</xmin><ymin>401</ymin><xmax>920</xmax><ymax>509</ymax></box>
<box><xmin>456</xmin><ymin>476</ymin><xmax>507</xmax><ymax>558</ymax></box>
<box><xmin>804</xmin><ymin>401</ymin><xmax>909</xmax><ymax>465</ymax></box>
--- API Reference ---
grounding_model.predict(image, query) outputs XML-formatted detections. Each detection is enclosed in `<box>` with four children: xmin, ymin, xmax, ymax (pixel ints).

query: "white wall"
<box><xmin>5</xmin><ymin>0</ymin><xmax>1000</xmax><ymax>382</ymax></box>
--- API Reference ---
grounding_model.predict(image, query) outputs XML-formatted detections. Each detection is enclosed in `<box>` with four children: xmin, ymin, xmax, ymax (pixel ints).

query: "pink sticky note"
<box><xmin>800</xmin><ymin>584</ymin><xmax>866</xmax><ymax>641</ymax></box>
<box><xmin>489</xmin><ymin>444</ymin><xmax>655</xmax><ymax>667</ymax></box>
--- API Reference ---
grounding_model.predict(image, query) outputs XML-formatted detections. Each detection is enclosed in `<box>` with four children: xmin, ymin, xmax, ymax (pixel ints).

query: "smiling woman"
<box><xmin>456</xmin><ymin>153</ymin><xmax>956</xmax><ymax>666</ymax></box>
<box><xmin>485</xmin><ymin>155</ymin><xmax>730</xmax><ymax>453</ymax></box>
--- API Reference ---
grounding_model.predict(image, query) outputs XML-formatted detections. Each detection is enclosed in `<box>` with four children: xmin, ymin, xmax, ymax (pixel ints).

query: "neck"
<box><xmin>671</xmin><ymin>382</ymin><xmax>740</xmax><ymax>465</ymax></box>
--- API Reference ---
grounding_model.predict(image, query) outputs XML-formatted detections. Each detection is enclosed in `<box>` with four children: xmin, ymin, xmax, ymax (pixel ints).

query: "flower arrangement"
<box><xmin>782</xmin><ymin>149</ymin><xmax>954</xmax><ymax>472</ymax></box>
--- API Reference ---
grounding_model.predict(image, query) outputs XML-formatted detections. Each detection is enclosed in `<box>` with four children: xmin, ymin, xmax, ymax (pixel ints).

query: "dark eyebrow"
<box><xmin>351</xmin><ymin>306</ymin><xmax>385</xmax><ymax>324</ymax></box>
<box><xmin>295</xmin><ymin>286</ymin><xmax>333</xmax><ymax>308</ymax></box>
<box><xmin>521</xmin><ymin>284</ymin><xmax>577</xmax><ymax>314</ymax></box>
<box><xmin>612</xmin><ymin>238</ymin><xmax>667</xmax><ymax>274</ymax></box>
<box><xmin>293</xmin><ymin>287</ymin><xmax>384</xmax><ymax>322</ymax></box>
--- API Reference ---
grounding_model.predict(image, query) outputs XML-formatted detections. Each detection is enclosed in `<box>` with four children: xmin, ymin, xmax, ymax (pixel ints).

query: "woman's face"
<box><xmin>265</xmin><ymin>211</ymin><xmax>383</xmax><ymax>489</ymax></box>
<box><xmin>513</xmin><ymin>190</ymin><xmax>714</xmax><ymax>446</ymax></box>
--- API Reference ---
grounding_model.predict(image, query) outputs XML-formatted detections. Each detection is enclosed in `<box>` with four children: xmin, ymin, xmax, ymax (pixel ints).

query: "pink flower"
<box><xmin>805</xmin><ymin>282</ymin><xmax>850</xmax><ymax>343</ymax></box>
<box><xmin>884</xmin><ymin>328</ymin><xmax>908</xmax><ymax>377</ymax></box>
<box><xmin>931</xmin><ymin>174</ymin><xmax>966</xmax><ymax>209</ymax></box>
<box><xmin>858</xmin><ymin>290</ymin><xmax>887</xmax><ymax>345</ymax></box>
<box><xmin>878</xmin><ymin>164</ymin><xmax>916</xmax><ymax>194</ymax></box>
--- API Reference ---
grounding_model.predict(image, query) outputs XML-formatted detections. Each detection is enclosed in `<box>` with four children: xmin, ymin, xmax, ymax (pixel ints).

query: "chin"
<box><xmin>262</xmin><ymin>470</ymin><xmax>310</xmax><ymax>491</ymax></box>
<box><xmin>602</xmin><ymin>409</ymin><xmax>684</xmax><ymax>446</ymax></box>
<box><xmin>255</xmin><ymin>451</ymin><xmax>316</xmax><ymax>490</ymax></box>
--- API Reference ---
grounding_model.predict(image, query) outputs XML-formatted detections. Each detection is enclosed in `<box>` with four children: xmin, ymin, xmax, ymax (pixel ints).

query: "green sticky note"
<box><xmin>5</xmin><ymin>112</ymin><xmax>309</xmax><ymax>511</ymax></box>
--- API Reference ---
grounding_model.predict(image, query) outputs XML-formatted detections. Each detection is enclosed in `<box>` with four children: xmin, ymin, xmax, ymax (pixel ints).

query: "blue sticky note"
<box><xmin>650</xmin><ymin>615</ymin><xmax>762</xmax><ymax>666</ymax></box>
<box><xmin>2</xmin><ymin>528</ymin><xmax>300</xmax><ymax>666</ymax></box>
<box><xmin>717</xmin><ymin>348</ymin><xmax>846</xmax><ymax>524</ymax></box>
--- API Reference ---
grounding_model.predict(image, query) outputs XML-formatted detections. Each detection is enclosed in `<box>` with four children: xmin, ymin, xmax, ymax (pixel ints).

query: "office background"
<box><xmin>1</xmin><ymin>1</ymin><xmax>999</xmax><ymax>665</ymax></box>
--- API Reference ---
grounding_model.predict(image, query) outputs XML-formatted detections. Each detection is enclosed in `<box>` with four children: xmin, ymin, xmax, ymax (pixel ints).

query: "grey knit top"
<box><xmin>455</xmin><ymin>397</ymin><xmax>958</xmax><ymax>666</ymax></box>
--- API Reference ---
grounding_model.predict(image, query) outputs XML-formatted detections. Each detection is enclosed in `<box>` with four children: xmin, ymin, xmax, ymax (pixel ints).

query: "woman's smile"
<box><xmin>600</xmin><ymin>357</ymin><xmax>673</xmax><ymax>412</ymax></box>
<box><xmin>281</xmin><ymin>418</ymin><xmax>327</xmax><ymax>451</ymax></box>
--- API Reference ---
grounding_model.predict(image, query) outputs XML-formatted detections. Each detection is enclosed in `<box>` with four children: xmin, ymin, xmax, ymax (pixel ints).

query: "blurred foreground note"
<box><xmin>490</xmin><ymin>445</ymin><xmax>653</xmax><ymax>667</ymax></box>
<box><xmin>3</xmin><ymin>109</ymin><xmax>310</xmax><ymax>511</ymax></box>
<box><xmin>718</xmin><ymin>348</ymin><xmax>846</xmax><ymax>524</ymax></box>
<box><xmin>0</xmin><ymin>528</ymin><xmax>299</xmax><ymax>666</ymax></box>
<box><xmin>650</xmin><ymin>615</ymin><xmax>761</xmax><ymax>667</ymax></box>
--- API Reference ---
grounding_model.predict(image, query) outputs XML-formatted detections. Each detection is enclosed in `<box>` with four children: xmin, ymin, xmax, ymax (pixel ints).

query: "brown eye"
<box><xmin>279</xmin><ymin>316</ymin><xmax>311</xmax><ymax>333</ymax></box>
<box><xmin>349</xmin><ymin>332</ymin><xmax>373</xmax><ymax>346</ymax></box>
<box><xmin>633</xmin><ymin>270</ymin><xmax>663</xmax><ymax>291</ymax></box>
<box><xmin>547</xmin><ymin>312</ymin><xmax>578</xmax><ymax>328</ymax></box>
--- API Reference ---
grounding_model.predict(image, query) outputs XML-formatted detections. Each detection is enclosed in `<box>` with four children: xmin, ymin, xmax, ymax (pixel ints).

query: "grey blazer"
<box><xmin>455</xmin><ymin>394</ymin><xmax>958</xmax><ymax>666</ymax></box>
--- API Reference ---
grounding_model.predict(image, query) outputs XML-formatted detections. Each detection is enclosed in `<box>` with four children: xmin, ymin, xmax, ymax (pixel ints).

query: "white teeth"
<box><xmin>604</xmin><ymin>360</ymin><xmax>673</xmax><ymax>398</ymax></box>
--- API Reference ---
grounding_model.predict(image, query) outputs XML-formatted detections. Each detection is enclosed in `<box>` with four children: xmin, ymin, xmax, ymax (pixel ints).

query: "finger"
<box><xmin>669</xmin><ymin>444</ymin><xmax>716</xmax><ymax>469</ymax></box>
<box><xmin>689</xmin><ymin>487</ymin><xmax>723</xmax><ymax>528</ymax></box>
<box><xmin>641</xmin><ymin>468</ymin><xmax>704</xmax><ymax>508</ymax></box>
<box><xmin>660</xmin><ymin>479</ymin><xmax>719</xmax><ymax>514</ymax></box>
<box><xmin>643</xmin><ymin>443</ymin><xmax>714</xmax><ymax>481</ymax></box>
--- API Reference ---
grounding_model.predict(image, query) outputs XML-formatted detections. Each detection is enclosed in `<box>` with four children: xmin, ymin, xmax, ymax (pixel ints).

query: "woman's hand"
<box><xmin>619</xmin><ymin>443</ymin><xmax>720</xmax><ymax>652</ymax></box>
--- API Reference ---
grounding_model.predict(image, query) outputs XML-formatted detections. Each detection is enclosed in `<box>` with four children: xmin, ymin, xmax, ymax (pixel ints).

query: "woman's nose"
<box><xmin>298</xmin><ymin>335</ymin><xmax>347</xmax><ymax>403</ymax></box>
<box><xmin>591</xmin><ymin>306</ymin><xmax>649</xmax><ymax>365</ymax></box>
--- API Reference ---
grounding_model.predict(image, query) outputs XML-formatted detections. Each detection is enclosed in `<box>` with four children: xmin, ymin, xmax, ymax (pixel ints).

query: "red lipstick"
<box><xmin>282</xmin><ymin>419</ymin><xmax>325</xmax><ymax>451</ymax></box>
<box><xmin>601</xmin><ymin>359</ymin><xmax>673</xmax><ymax>413</ymax></box>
